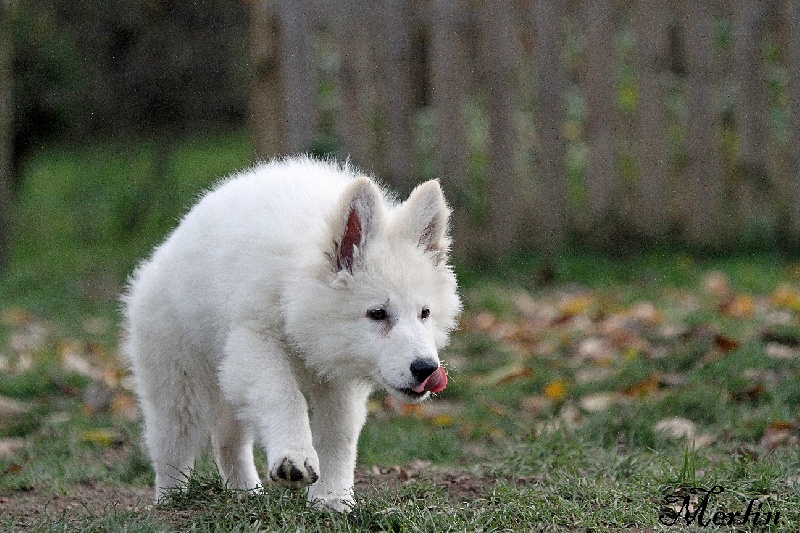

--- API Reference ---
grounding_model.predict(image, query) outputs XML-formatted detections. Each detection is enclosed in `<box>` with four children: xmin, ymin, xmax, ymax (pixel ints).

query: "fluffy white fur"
<box><xmin>122</xmin><ymin>157</ymin><xmax>461</xmax><ymax>511</ymax></box>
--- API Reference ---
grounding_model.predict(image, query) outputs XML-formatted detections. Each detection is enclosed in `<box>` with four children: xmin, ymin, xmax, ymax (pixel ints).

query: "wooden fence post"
<box><xmin>275</xmin><ymin>0</ymin><xmax>318</xmax><ymax>154</ymax></box>
<box><xmin>430</xmin><ymin>0</ymin><xmax>472</xmax><ymax>259</ymax></box>
<box><xmin>681</xmin><ymin>1</ymin><xmax>724</xmax><ymax>247</ymax></box>
<box><xmin>0</xmin><ymin>0</ymin><xmax>13</xmax><ymax>268</ymax></box>
<box><xmin>332</xmin><ymin>0</ymin><xmax>377</xmax><ymax>171</ymax></box>
<box><xmin>534</xmin><ymin>0</ymin><xmax>568</xmax><ymax>261</ymax></box>
<box><xmin>479</xmin><ymin>0</ymin><xmax>520</xmax><ymax>256</ymax></box>
<box><xmin>376</xmin><ymin>0</ymin><xmax>418</xmax><ymax>194</ymax></box>
<box><xmin>789</xmin><ymin>0</ymin><xmax>800</xmax><ymax>243</ymax></box>
<box><xmin>248</xmin><ymin>0</ymin><xmax>285</xmax><ymax>159</ymax></box>
<box><xmin>733</xmin><ymin>0</ymin><xmax>770</xmax><ymax>232</ymax></box>
<box><xmin>583</xmin><ymin>0</ymin><xmax>622</xmax><ymax>247</ymax></box>
<box><xmin>633</xmin><ymin>0</ymin><xmax>671</xmax><ymax>239</ymax></box>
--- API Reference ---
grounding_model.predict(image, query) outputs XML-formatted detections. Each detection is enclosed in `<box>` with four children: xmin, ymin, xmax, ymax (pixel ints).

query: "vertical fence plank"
<box><xmin>248</xmin><ymin>1</ymin><xmax>284</xmax><ymax>159</ymax></box>
<box><xmin>733</xmin><ymin>0</ymin><xmax>770</xmax><ymax>231</ymax></box>
<box><xmin>633</xmin><ymin>0</ymin><xmax>671</xmax><ymax>238</ymax></box>
<box><xmin>0</xmin><ymin>0</ymin><xmax>12</xmax><ymax>267</ymax></box>
<box><xmin>276</xmin><ymin>0</ymin><xmax>318</xmax><ymax>154</ymax></box>
<box><xmin>479</xmin><ymin>0</ymin><xmax>521</xmax><ymax>256</ymax></box>
<box><xmin>430</xmin><ymin>0</ymin><xmax>472</xmax><ymax>258</ymax></box>
<box><xmin>681</xmin><ymin>1</ymin><xmax>724</xmax><ymax>247</ymax></box>
<box><xmin>377</xmin><ymin>0</ymin><xmax>418</xmax><ymax>193</ymax></box>
<box><xmin>244</xmin><ymin>1</ymin><xmax>791</xmax><ymax>255</ymax></box>
<box><xmin>583</xmin><ymin>0</ymin><xmax>622</xmax><ymax>246</ymax></box>
<box><xmin>332</xmin><ymin>0</ymin><xmax>376</xmax><ymax>169</ymax></box>
<box><xmin>789</xmin><ymin>0</ymin><xmax>800</xmax><ymax>242</ymax></box>
<box><xmin>534</xmin><ymin>0</ymin><xmax>568</xmax><ymax>260</ymax></box>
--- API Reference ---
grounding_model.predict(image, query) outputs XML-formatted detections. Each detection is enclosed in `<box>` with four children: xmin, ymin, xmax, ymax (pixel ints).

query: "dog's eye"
<box><xmin>420</xmin><ymin>307</ymin><xmax>430</xmax><ymax>320</ymax></box>
<box><xmin>367</xmin><ymin>308</ymin><xmax>388</xmax><ymax>321</ymax></box>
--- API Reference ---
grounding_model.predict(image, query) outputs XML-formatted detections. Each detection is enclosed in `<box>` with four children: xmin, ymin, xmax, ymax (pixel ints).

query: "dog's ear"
<box><xmin>332</xmin><ymin>177</ymin><xmax>382</xmax><ymax>273</ymax></box>
<box><xmin>402</xmin><ymin>180</ymin><xmax>451</xmax><ymax>263</ymax></box>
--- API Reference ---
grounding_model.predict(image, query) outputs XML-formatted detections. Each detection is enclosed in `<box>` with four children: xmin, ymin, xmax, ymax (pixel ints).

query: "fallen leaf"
<box><xmin>60</xmin><ymin>342</ymin><xmax>106</xmax><ymax>382</ymax></box>
<box><xmin>110</xmin><ymin>392</ymin><xmax>140</xmax><ymax>420</ymax></box>
<box><xmin>702</xmin><ymin>271</ymin><xmax>732</xmax><ymax>300</ymax></box>
<box><xmin>430</xmin><ymin>414</ymin><xmax>454</xmax><ymax>427</ymax></box>
<box><xmin>559</xmin><ymin>295</ymin><xmax>594</xmax><ymax>317</ymax></box>
<box><xmin>16</xmin><ymin>353</ymin><xmax>33</xmax><ymax>372</ymax></box>
<box><xmin>659</xmin><ymin>373</ymin><xmax>686</xmax><ymax>388</ymax></box>
<box><xmin>383</xmin><ymin>397</ymin><xmax>462</xmax><ymax>424</ymax></box>
<box><xmin>82</xmin><ymin>316</ymin><xmax>112</xmax><ymax>336</ymax></box>
<box><xmin>733</xmin><ymin>383</ymin><xmax>764</xmax><ymax>403</ymax></box>
<box><xmin>579</xmin><ymin>392</ymin><xmax>626</xmax><ymax>413</ymax></box>
<box><xmin>10</xmin><ymin>324</ymin><xmax>48</xmax><ymax>354</ymax></box>
<box><xmin>82</xmin><ymin>382</ymin><xmax>115</xmax><ymax>415</ymax></box>
<box><xmin>771</xmin><ymin>284</ymin><xmax>800</xmax><ymax>312</ymax></box>
<box><xmin>719</xmin><ymin>294</ymin><xmax>755</xmax><ymax>319</ymax></box>
<box><xmin>504</xmin><ymin>323</ymin><xmax>540</xmax><ymax>347</ymax></box>
<box><xmin>0</xmin><ymin>395</ymin><xmax>32</xmax><ymax>418</ymax></box>
<box><xmin>481</xmin><ymin>364</ymin><xmax>532</xmax><ymax>386</ymax></box>
<box><xmin>713</xmin><ymin>334</ymin><xmax>741</xmax><ymax>353</ymax></box>
<box><xmin>488</xmin><ymin>403</ymin><xmax>506</xmax><ymax>416</ymax></box>
<box><xmin>629</xmin><ymin>301</ymin><xmax>663</xmax><ymax>326</ymax></box>
<box><xmin>521</xmin><ymin>395</ymin><xmax>552</xmax><ymax>416</ymax></box>
<box><xmin>2</xmin><ymin>463</ymin><xmax>23</xmax><ymax>476</ymax></box>
<box><xmin>692</xmin><ymin>433</ymin><xmax>717</xmax><ymax>448</ymax></box>
<box><xmin>652</xmin><ymin>417</ymin><xmax>716</xmax><ymax>447</ymax></box>
<box><xmin>624</xmin><ymin>374</ymin><xmax>660</xmax><ymax>397</ymax></box>
<box><xmin>468</xmin><ymin>311</ymin><xmax>498</xmax><ymax>332</ymax></box>
<box><xmin>511</xmin><ymin>292</ymin><xmax>540</xmax><ymax>317</ymax></box>
<box><xmin>1</xmin><ymin>307</ymin><xmax>34</xmax><ymax>327</ymax></box>
<box><xmin>542</xmin><ymin>379</ymin><xmax>568</xmax><ymax>401</ymax></box>
<box><xmin>699</xmin><ymin>349</ymin><xmax>725</xmax><ymax>365</ymax></box>
<box><xmin>765</xmin><ymin>343</ymin><xmax>799</xmax><ymax>360</ymax></box>
<box><xmin>654</xmin><ymin>417</ymin><xmax>695</xmax><ymax>438</ymax></box>
<box><xmin>0</xmin><ymin>438</ymin><xmax>26</xmax><ymax>458</ymax></box>
<box><xmin>576</xmin><ymin>337</ymin><xmax>618</xmax><ymax>364</ymax></box>
<box><xmin>81</xmin><ymin>428</ymin><xmax>118</xmax><ymax>447</ymax></box>
<box><xmin>760</xmin><ymin>422</ymin><xmax>798</xmax><ymax>450</ymax></box>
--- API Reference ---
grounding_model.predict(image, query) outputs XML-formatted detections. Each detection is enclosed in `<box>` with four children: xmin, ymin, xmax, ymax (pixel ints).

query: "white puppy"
<box><xmin>122</xmin><ymin>157</ymin><xmax>461</xmax><ymax>511</ymax></box>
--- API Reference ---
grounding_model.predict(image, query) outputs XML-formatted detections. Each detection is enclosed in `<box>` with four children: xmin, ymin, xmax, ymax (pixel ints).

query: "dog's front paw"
<box><xmin>308</xmin><ymin>492</ymin><xmax>355</xmax><ymax>512</ymax></box>
<box><xmin>269</xmin><ymin>452</ymin><xmax>319</xmax><ymax>488</ymax></box>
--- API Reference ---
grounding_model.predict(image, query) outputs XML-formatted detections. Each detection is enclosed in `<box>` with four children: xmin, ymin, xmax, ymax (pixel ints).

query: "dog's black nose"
<box><xmin>410</xmin><ymin>358</ymin><xmax>439</xmax><ymax>381</ymax></box>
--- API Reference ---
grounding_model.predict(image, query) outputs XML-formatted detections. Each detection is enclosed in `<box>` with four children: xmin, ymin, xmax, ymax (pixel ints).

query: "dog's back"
<box><xmin>125</xmin><ymin>157</ymin><xmax>362</xmax><ymax>358</ymax></box>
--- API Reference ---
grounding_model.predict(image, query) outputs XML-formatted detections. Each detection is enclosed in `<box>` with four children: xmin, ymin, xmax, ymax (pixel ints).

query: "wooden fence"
<box><xmin>248</xmin><ymin>0</ymin><xmax>800</xmax><ymax>259</ymax></box>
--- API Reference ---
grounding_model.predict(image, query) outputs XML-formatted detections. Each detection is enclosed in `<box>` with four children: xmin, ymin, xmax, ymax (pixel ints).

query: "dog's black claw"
<box><xmin>307</xmin><ymin>464</ymin><xmax>319</xmax><ymax>484</ymax></box>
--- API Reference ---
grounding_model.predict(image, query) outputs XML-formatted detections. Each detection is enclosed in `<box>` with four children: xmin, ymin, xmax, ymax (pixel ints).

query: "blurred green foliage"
<box><xmin>1</xmin><ymin>132</ymin><xmax>251</xmax><ymax>331</ymax></box>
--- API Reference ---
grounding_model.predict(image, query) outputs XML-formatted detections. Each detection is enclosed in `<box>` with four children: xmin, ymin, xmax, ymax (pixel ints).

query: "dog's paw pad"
<box><xmin>270</xmin><ymin>456</ymin><xmax>318</xmax><ymax>487</ymax></box>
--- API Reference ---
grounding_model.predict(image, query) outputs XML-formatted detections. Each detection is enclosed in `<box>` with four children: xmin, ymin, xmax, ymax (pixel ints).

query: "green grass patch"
<box><xmin>2</xmin><ymin>135</ymin><xmax>800</xmax><ymax>529</ymax></box>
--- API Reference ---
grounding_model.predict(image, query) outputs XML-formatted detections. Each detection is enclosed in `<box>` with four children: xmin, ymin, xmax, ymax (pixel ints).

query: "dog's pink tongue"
<box><xmin>411</xmin><ymin>367</ymin><xmax>447</xmax><ymax>394</ymax></box>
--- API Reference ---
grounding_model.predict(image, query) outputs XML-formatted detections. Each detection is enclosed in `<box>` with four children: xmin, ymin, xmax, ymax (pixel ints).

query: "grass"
<box><xmin>2</xmin><ymin>134</ymin><xmax>800</xmax><ymax>530</ymax></box>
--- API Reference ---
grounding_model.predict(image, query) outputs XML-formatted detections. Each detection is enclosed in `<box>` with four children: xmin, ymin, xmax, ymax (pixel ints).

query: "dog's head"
<box><xmin>284</xmin><ymin>175</ymin><xmax>461</xmax><ymax>403</ymax></box>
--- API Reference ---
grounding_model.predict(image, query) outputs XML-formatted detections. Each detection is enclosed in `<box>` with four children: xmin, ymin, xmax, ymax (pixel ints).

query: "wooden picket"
<box><xmin>247</xmin><ymin>0</ymin><xmax>800</xmax><ymax>258</ymax></box>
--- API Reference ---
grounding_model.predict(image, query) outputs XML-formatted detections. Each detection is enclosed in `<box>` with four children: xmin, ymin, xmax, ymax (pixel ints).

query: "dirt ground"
<box><xmin>1</xmin><ymin>480</ymin><xmax>153</xmax><ymax>529</ymax></box>
<box><xmin>1</xmin><ymin>464</ymin><xmax>501</xmax><ymax>530</ymax></box>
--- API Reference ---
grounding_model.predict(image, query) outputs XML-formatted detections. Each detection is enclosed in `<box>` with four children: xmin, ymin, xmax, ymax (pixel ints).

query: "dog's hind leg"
<box><xmin>133</xmin><ymin>342</ymin><xmax>211</xmax><ymax>500</ymax></box>
<box><xmin>140</xmin><ymin>387</ymin><xmax>207</xmax><ymax>500</ymax></box>
<box><xmin>211</xmin><ymin>396</ymin><xmax>261</xmax><ymax>491</ymax></box>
